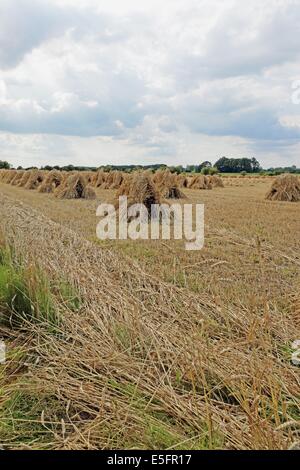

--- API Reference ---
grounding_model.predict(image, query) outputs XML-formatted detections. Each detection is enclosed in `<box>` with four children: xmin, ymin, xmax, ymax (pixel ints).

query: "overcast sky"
<box><xmin>0</xmin><ymin>0</ymin><xmax>300</xmax><ymax>168</ymax></box>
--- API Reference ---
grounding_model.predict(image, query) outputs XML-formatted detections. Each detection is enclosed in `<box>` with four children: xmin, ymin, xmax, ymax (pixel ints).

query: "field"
<box><xmin>0</xmin><ymin>174</ymin><xmax>299</xmax><ymax>450</ymax></box>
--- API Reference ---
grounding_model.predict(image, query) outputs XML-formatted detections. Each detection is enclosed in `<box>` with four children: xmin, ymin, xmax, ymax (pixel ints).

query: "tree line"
<box><xmin>1</xmin><ymin>158</ymin><xmax>299</xmax><ymax>175</ymax></box>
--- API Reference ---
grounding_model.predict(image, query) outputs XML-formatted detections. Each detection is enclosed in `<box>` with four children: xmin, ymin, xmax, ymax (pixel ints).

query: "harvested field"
<box><xmin>1</xmin><ymin>0</ymin><xmax>300</xmax><ymax>453</ymax></box>
<box><xmin>0</xmin><ymin>179</ymin><xmax>299</xmax><ymax>305</ymax></box>
<box><xmin>0</xmin><ymin>177</ymin><xmax>299</xmax><ymax>450</ymax></box>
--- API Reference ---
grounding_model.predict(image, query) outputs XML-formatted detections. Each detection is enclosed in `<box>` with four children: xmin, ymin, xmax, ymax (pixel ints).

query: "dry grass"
<box><xmin>0</xmin><ymin>178</ymin><xmax>299</xmax><ymax>450</ymax></box>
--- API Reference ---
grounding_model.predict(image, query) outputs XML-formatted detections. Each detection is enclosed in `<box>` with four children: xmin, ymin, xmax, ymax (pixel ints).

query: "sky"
<box><xmin>0</xmin><ymin>0</ymin><xmax>300</xmax><ymax>168</ymax></box>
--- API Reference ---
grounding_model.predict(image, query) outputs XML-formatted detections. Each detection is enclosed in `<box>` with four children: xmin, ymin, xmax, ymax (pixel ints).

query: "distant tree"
<box><xmin>209</xmin><ymin>167</ymin><xmax>219</xmax><ymax>175</ymax></box>
<box><xmin>174</xmin><ymin>165</ymin><xmax>184</xmax><ymax>174</ymax></box>
<box><xmin>186</xmin><ymin>165</ymin><xmax>195</xmax><ymax>173</ymax></box>
<box><xmin>199</xmin><ymin>161</ymin><xmax>212</xmax><ymax>170</ymax></box>
<box><xmin>240</xmin><ymin>158</ymin><xmax>252</xmax><ymax>173</ymax></box>
<box><xmin>214</xmin><ymin>157</ymin><xmax>230</xmax><ymax>172</ymax></box>
<box><xmin>214</xmin><ymin>157</ymin><xmax>262</xmax><ymax>173</ymax></box>
<box><xmin>168</xmin><ymin>166</ymin><xmax>177</xmax><ymax>174</ymax></box>
<box><xmin>0</xmin><ymin>160</ymin><xmax>10</xmax><ymax>169</ymax></box>
<box><xmin>201</xmin><ymin>167</ymin><xmax>210</xmax><ymax>175</ymax></box>
<box><xmin>62</xmin><ymin>165</ymin><xmax>75</xmax><ymax>172</ymax></box>
<box><xmin>103</xmin><ymin>165</ymin><xmax>112</xmax><ymax>172</ymax></box>
<box><xmin>251</xmin><ymin>158</ymin><xmax>261</xmax><ymax>173</ymax></box>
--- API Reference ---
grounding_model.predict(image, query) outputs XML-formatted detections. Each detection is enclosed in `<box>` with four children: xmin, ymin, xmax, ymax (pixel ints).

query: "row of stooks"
<box><xmin>0</xmin><ymin>168</ymin><xmax>224</xmax><ymax>200</ymax></box>
<box><xmin>0</xmin><ymin>168</ymin><xmax>299</xmax><ymax>202</ymax></box>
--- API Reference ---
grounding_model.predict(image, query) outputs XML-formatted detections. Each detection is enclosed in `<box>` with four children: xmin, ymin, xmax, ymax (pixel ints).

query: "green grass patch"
<box><xmin>57</xmin><ymin>280</ymin><xmax>82</xmax><ymax>312</ymax></box>
<box><xmin>107</xmin><ymin>379</ymin><xmax>224</xmax><ymax>449</ymax></box>
<box><xmin>0</xmin><ymin>246</ymin><xmax>58</xmax><ymax>327</ymax></box>
<box><xmin>0</xmin><ymin>389</ymin><xmax>70</xmax><ymax>449</ymax></box>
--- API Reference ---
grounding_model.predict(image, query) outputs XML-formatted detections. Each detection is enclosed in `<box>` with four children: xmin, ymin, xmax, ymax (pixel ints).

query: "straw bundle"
<box><xmin>102</xmin><ymin>171</ymin><xmax>124</xmax><ymax>189</ymax></box>
<box><xmin>24</xmin><ymin>170</ymin><xmax>45</xmax><ymax>190</ymax></box>
<box><xmin>0</xmin><ymin>169</ymin><xmax>6</xmax><ymax>181</ymax></box>
<box><xmin>38</xmin><ymin>170</ymin><xmax>65</xmax><ymax>193</ymax></box>
<box><xmin>84</xmin><ymin>171</ymin><xmax>95</xmax><ymax>184</ymax></box>
<box><xmin>265</xmin><ymin>175</ymin><xmax>300</xmax><ymax>202</ymax></box>
<box><xmin>111</xmin><ymin>171</ymin><xmax>124</xmax><ymax>189</ymax></box>
<box><xmin>177</xmin><ymin>174</ymin><xmax>189</xmax><ymax>188</ymax></box>
<box><xmin>208</xmin><ymin>175</ymin><xmax>224</xmax><ymax>188</ymax></box>
<box><xmin>92</xmin><ymin>170</ymin><xmax>107</xmax><ymax>188</ymax></box>
<box><xmin>2</xmin><ymin>169</ymin><xmax>17</xmax><ymax>184</ymax></box>
<box><xmin>152</xmin><ymin>169</ymin><xmax>169</xmax><ymax>186</ymax></box>
<box><xmin>10</xmin><ymin>170</ymin><xmax>25</xmax><ymax>186</ymax></box>
<box><xmin>101</xmin><ymin>172</ymin><xmax>113</xmax><ymax>189</ymax></box>
<box><xmin>55</xmin><ymin>173</ymin><xmax>96</xmax><ymax>199</ymax></box>
<box><xmin>153</xmin><ymin>170</ymin><xmax>186</xmax><ymax>199</ymax></box>
<box><xmin>188</xmin><ymin>175</ymin><xmax>212</xmax><ymax>190</ymax></box>
<box><xmin>115</xmin><ymin>174</ymin><xmax>133</xmax><ymax>196</ymax></box>
<box><xmin>17</xmin><ymin>171</ymin><xmax>32</xmax><ymax>187</ymax></box>
<box><xmin>116</xmin><ymin>171</ymin><xmax>160</xmax><ymax>217</ymax></box>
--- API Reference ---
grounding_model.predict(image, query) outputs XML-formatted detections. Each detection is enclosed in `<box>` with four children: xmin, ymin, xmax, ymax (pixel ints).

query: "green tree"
<box><xmin>199</xmin><ymin>161</ymin><xmax>212</xmax><ymax>170</ymax></box>
<box><xmin>0</xmin><ymin>160</ymin><xmax>10</xmax><ymax>169</ymax></box>
<box><xmin>214</xmin><ymin>157</ymin><xmax>261</xmax><ymax>173</ymax></box>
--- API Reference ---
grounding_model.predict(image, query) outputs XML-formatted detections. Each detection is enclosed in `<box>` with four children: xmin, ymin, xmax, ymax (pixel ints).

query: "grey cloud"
<box><xmin>0</xmin><ymin>0</ymin><xmax>134</xmax><ymax>69</ymax></box>
<box><xmin>0</xmin><ymin>0</ymin><xmax>68</xmax><ymax>68</ymax></box>
<box><xmin>0</xmin><ymin>69</ymin><xmax>146</xmax><ymax>136</ymax></box>
<box><xmin>0</xmin><ymin>0</ymin><xmax>300</xmax><ymax>167</ymax></box>
<box><xmin>181</xmin><ymin>102</ymin><xmax>300</xmax><ymax>141</ymax></box>
<box><xmin>168</xmin><ymin>3</ymin><xmax>300</xmax><ymax>87</ymax></box>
